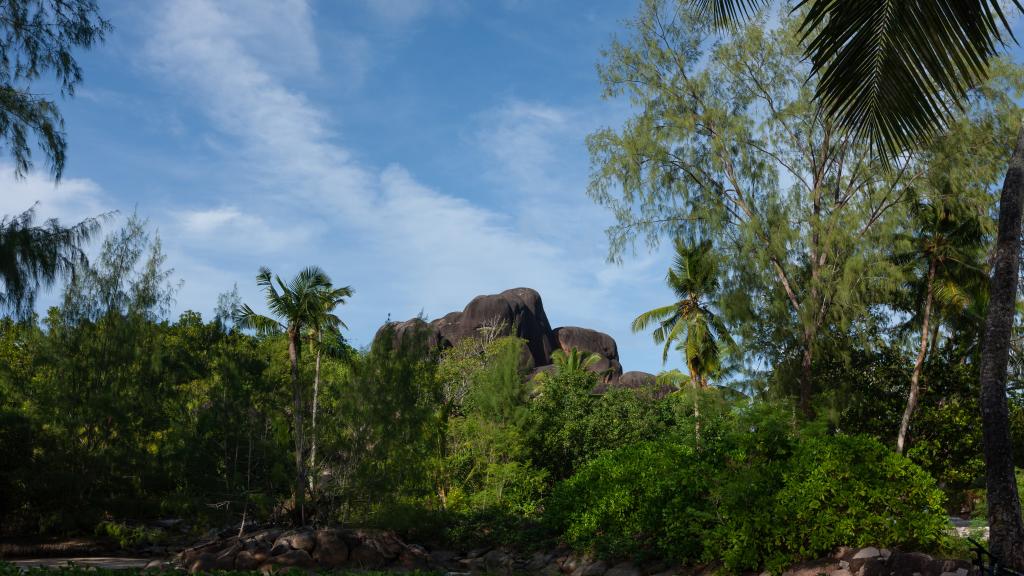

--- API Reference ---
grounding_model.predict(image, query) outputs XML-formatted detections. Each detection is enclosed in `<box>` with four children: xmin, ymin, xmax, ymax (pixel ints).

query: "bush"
<box><xmin>548</xmin><ymin>418</ymin><xmax>950</xmax><ymax>574</ymax></box>
<box><xmin>761</xmin><ymin>435</ymin><xmax>948</xmax><ymax>572</ymax></box>
<box><xmin>546</xmin><ymin>441</ymin><xmax>714</xmax><ymax>562</ymax></box>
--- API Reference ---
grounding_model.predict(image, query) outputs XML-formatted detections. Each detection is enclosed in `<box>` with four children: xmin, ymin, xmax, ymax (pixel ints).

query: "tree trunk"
<box><xmin>288</xmin><ymin>330</ymin><xmax>305</xmax><ymax>526</ymax></box>
<box><xmin>799</xmin><ymin>324</ymin><xmax>816</xmax><ymax>419</ymax></box>
<box><xmin>980</xmin><ymin>122</ymin><xmax>1024</xmax><ymax>570</ymax></box>
<box><xmin>688</xmin><ymin>358</ymin><xmax>701</xmax><ymax>448</ymax></box>
<box><xmin>898</xmin><ymin>258</ymin><xmax>936</xmax><ymax>455</ymax></box>
<box><xmin>309</xmin><ymin>331</ymin><xmax>321</xmax><ymax>494</ymax></box>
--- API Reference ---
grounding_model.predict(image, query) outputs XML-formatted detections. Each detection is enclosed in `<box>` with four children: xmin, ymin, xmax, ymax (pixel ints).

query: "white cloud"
<box><xmin>174</xmin><ymin>206</ymin><xmax>318</xmax><ymax>255</ymax></box>
<box><xmin>0</xmin><ymin>166</ymin><xmax>110</xmax><ymax>224</ymax></box>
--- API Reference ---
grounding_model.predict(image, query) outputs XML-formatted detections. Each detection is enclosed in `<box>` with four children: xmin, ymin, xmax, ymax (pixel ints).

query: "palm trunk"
<box><xmin>979</xmin><ymin>122</ymin><xmax>1024</xmax><ymax>570</ymax></box>
<box><xmin>897</xmin><ymin>258</ymin><xmax>936</xmax><ymax>454</ymax></box>
<box><xmin>288</xmin><ymin>330</ymin><xmax>305</xmax><ymax>526</ymax></box>
<box><xmin>309</xmin><ymin>331</ymin><xmax>322</xmax><ymax>494</ymax></box>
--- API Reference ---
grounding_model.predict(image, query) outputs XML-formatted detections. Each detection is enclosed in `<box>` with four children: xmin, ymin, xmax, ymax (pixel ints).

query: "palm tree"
<box><xmin>0</xmin><ymin>205</ymin><xmax>105</xmax><ymax>318</ymax></box>
<box><xmin>632</xmin><ymin>239</ymin><xmax>733</xmax><ymax>386</ymax></box>
<box><xmin>633</xmin><ymin>239</ymin><xmax>733</xmax><ymax>443</ymax></box>
<box><xmin>305</xmin><ymin>283</ymin><xmax>354</xmax><ymax>491</ymax></box>
<box><xmin>550</xmin><ymin>347</ymin><xmax>602</xmax><ymax>373</ymax></box>
<box><xmin>694</xmin><ymin>0</ymin><xmax>1024</xmax><ymax>565</ymax></box>
<box><xmin>894</xmin><ymin>196</ymin><xmax>987</xmax><ymax>454</ymax></box>
<box><xmin>234</xmin><ymin>265</ymin><xmax>344</xmax><ymax>525</ymax></box>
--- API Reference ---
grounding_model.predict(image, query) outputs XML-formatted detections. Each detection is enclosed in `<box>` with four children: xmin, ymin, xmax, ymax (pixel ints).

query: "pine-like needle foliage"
<box><xmin>0</xmin><ymin>205</ymin><xmax>104</xmax><ymax>318</ymax></box>
<box><xmin>0</xmin><ymin>0</ymin><xmax>111</xmax><ymax>179</ymax></box>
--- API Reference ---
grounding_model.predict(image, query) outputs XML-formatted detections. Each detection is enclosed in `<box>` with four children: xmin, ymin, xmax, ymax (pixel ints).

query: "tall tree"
<box><xmin>690</xmin><ymin>0</ymin><xmax>1024</xmax><ymax>566</ymax></box>
<box><xmin>1</xmin><ymin>0</ymin><xmax>110</xmax><ymax>180</ymax></box>
<box><xmin>0</xmin><ymin>205</ymin><xmax>103</xmax><ymax>317</ymax></box>
<box><xmin>590</xmin><ymin>5</ymin><xmax>912</xmax><ymax>419</ymax></box>
<box><xmin>234</xmin><ymin>266</ymin><xmax>342</xmax><ymax>525</ymax></box>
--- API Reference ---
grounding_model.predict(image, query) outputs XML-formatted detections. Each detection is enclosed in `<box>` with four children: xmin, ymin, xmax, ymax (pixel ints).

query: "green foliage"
<box><xmin>317</xmin><ymin>324</ymin><xmax>440</xmax><ymax>521</ymax></box>
<box><xmin>548</xmin><ymin>403</ymin><xmax>949</xmax><ymax>573</ymax></box>
<box><xmin>0</xmin><ymin>0</ymin><xmax>111</xmax><ymax>179</ymax></box>
<box><xmin>765</xmin><ymin>436</ymin><xmax>948</xmax><ymax>572</ymax></box>
<box><xmin>526</xmin><ymin>368</ymin><xmax>684</xmax><ymax>480</ymax></box>
<box><xmin>0</xmin><ymin>206</ymin><xmax>105</xmax><ymax>318</ymax></box>
<box><xmin>547</xmin><ymin>440</ymin><xmax>712</xmax><ymax>562</ymax></box>
<box><xmin>93</xmin><ymin>521</ymin><xmax>166</xmax><ymax>549</ymax></box>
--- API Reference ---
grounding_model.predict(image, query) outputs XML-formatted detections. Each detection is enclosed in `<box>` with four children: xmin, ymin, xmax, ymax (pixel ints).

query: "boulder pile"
<box><xmin>176</xmin><ymin>527</ymin><xmax>433</xmax><ymax>573</ymax></box>
<box><xmin>773</xmin><ymin>546</ymin><xmax>975</xmax><ymax>576</ymax></box>
<box><xmin>379</xmin><ymin>287</ymin><xmax>663</xmax><ymax>394</ymax></box>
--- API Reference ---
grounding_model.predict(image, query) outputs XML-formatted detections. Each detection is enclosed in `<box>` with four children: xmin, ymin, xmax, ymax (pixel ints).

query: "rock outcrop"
<box><xmin>379</xmin><ymin>287</ymin><xmax>665</xmax><ymax>394</ymax></box>
<box><xmin>553</xmin><ymin>326</ymin><xmax>623</xmax><ymax>379</ymax></box>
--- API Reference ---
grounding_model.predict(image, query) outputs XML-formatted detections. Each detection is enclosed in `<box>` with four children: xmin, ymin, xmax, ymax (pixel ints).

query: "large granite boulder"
<box><xmin>617</xmin><ymin>371</ymin><xmax>657</xmax><ymax>389</ymax></box>
<box><xmin>553</xmin><ymin>326</ymin><xmax>623</xmax><ymax>379</ymax></box>
<box><xmin>378</xmin><ymin>288</ymin><xmax>668</xmax><ymax>394</ymax></box>
<box><xmin>379</xmin><ymin>288</ymin><xmax>557</xmax><ymax>367</ymax></box>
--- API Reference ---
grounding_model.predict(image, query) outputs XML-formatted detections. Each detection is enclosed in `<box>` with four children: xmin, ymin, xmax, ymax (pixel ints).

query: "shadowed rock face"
<box><xmin>378</xmin><ymin>288</ymin><xmax>660</xmax><ymax>394</ymax></box>
<box><xmin>553</xmin><ymin>326</ymin><xmax>623</xmax><ymax>379</ymax></box>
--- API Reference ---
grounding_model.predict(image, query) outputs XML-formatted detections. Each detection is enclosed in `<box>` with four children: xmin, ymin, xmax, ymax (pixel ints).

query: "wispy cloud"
<box><xmin>359</xmin><ymin>0</ymin><xmax>465</xmax><ymax>27</ymax></box>
<box><xmin>0</xmin><ymin>167</ymin><xmax>110</xmax><ymax>224</ymax></box>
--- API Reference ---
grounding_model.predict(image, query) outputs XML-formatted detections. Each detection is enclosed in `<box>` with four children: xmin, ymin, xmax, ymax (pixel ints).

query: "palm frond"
<box><xmin>798</xmin><ymin>0</ymin><xmax>1021</xmax><ymax>159</ymax></box>
<box><xmin>632</xmin><ymin>303</ymin><xmax>678</xmax><ymax>333</ymax></box>
<box><xmin>233</xmin><ymin>303</ymin><xmax>282</xmax><ymax>336</ymax></box>
<box><xmin>691</xmin><ymin>0</ymin><xmax>770</xmax><ymax>28</ymax></box>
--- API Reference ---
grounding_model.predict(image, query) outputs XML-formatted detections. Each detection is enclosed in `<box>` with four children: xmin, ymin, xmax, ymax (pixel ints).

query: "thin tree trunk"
<box><xmin>980</xmin><ymin>122</ymin><xmax>1024</xmax><ymax>570</ymax></box>
<box><xmin>688</xmin><ymin>358</ymin><xmax>701</xmax><ymax>448</ymax></box>
<box><xmin>799</xmin><ymin>324</ymin><xmax>816</xmax><ymax>419</ymax></box>
<box><xmin>898</xmin><ymin>258</ymin><xmax>936</xmax><ymax>454</ymax></box>
<box><xmin>309</xmin><ymin>331</ymin><xmax>321</xmax><ymax>494</ymax></box>
<box><xmin>288</xmin><ymin>331</ymin><xmax>305</xmax><ymax>526</ymax></box>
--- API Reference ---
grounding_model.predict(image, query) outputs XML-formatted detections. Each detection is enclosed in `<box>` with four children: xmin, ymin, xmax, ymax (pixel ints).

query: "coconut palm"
<box><xmin>632</xmin><ymin>239</ymin><xmax>733</xmax><ymax>387</ymax></box>
<box><xmin>0</xmin><ymin>205</ymin><xmax>105</xmax><ymax>318</ymax></box>
<box><xmin>694</xmin><ymin>0</ymin><xmax>1024</xmax><ymax>564</ymax></box>
<box><xmin>894</xmin><ymin>196</ymin><xmax>988</xmax><ymax>454</ymax></box>
<box><xmin>633</xmin><ymin>239</ymin><xmax>733</xmax><ymax>444</ymax></box>
<box><xmin>234</xmin><ymin>265</ymin><xmax>345</xmax><ymax>525</ymax></box>
<box><xmin>550</xmin><ymin>347</ymin><xmax>602</xmax><ymax>373</ymax></box>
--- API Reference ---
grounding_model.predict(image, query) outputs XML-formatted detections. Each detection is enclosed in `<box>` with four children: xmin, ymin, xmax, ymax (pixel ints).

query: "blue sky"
<box><xmin>8</xmin><ymin>1</ymin><xmax>1024</xmax><ymax>375</ymax></box>
<box><xmin>1</xmin><ymin>0</ymin><xmax>684</xmax><ymax>373</ymax></box>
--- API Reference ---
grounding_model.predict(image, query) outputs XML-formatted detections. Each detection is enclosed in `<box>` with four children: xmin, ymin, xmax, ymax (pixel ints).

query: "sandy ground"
<box><xmin>7</xmin><ymin>557</ymin><xmax>154</xmax><ymax>570</ymax></box>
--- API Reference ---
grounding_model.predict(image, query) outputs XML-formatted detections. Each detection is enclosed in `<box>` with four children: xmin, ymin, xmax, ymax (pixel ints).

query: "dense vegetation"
<box><xmin>5</xmin><ymin>0</ymin><xmax>1024</xmax><ymax>573</ymax></box>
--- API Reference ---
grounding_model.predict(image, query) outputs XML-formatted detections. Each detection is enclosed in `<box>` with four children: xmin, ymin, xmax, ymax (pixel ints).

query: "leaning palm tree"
<box><xmin>632</xmin><ymin>239</ymin><xmax>733</xmax><ymax>387</ymax></box>
<box><xmin>0</xmin><ymin>205</ymin><xmax>105</xmax><ymax>318</ymax></box>
<box><xmin>633</xmin><ymin>239</ymin><xmax>733</xmax><ymax>443</ymax></box>
<box><xmin>234</xmin><ymin>265</ymin><xmax>342</xmax><ymax>525</ymax></box>
<box><xmin>694</xmin><ymin>0</ymin><xmax>1024</xmax><ymax>565</ymax></box>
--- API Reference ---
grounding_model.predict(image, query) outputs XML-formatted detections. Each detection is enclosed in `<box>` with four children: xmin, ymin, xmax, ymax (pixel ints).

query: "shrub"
<box><xmin>548</xmin><ymin>422</ymin><xmax>950</xmax><ymax>574</ymax></box>
<box><xmin>546</xmin><ymin>441</ymin><xmax>715</xmax><ymax>562</ymax></box>
<box><xmin>760</xmin><ymin>435</ymin><xmax>948</xmax><ymax>572</ymax></box>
